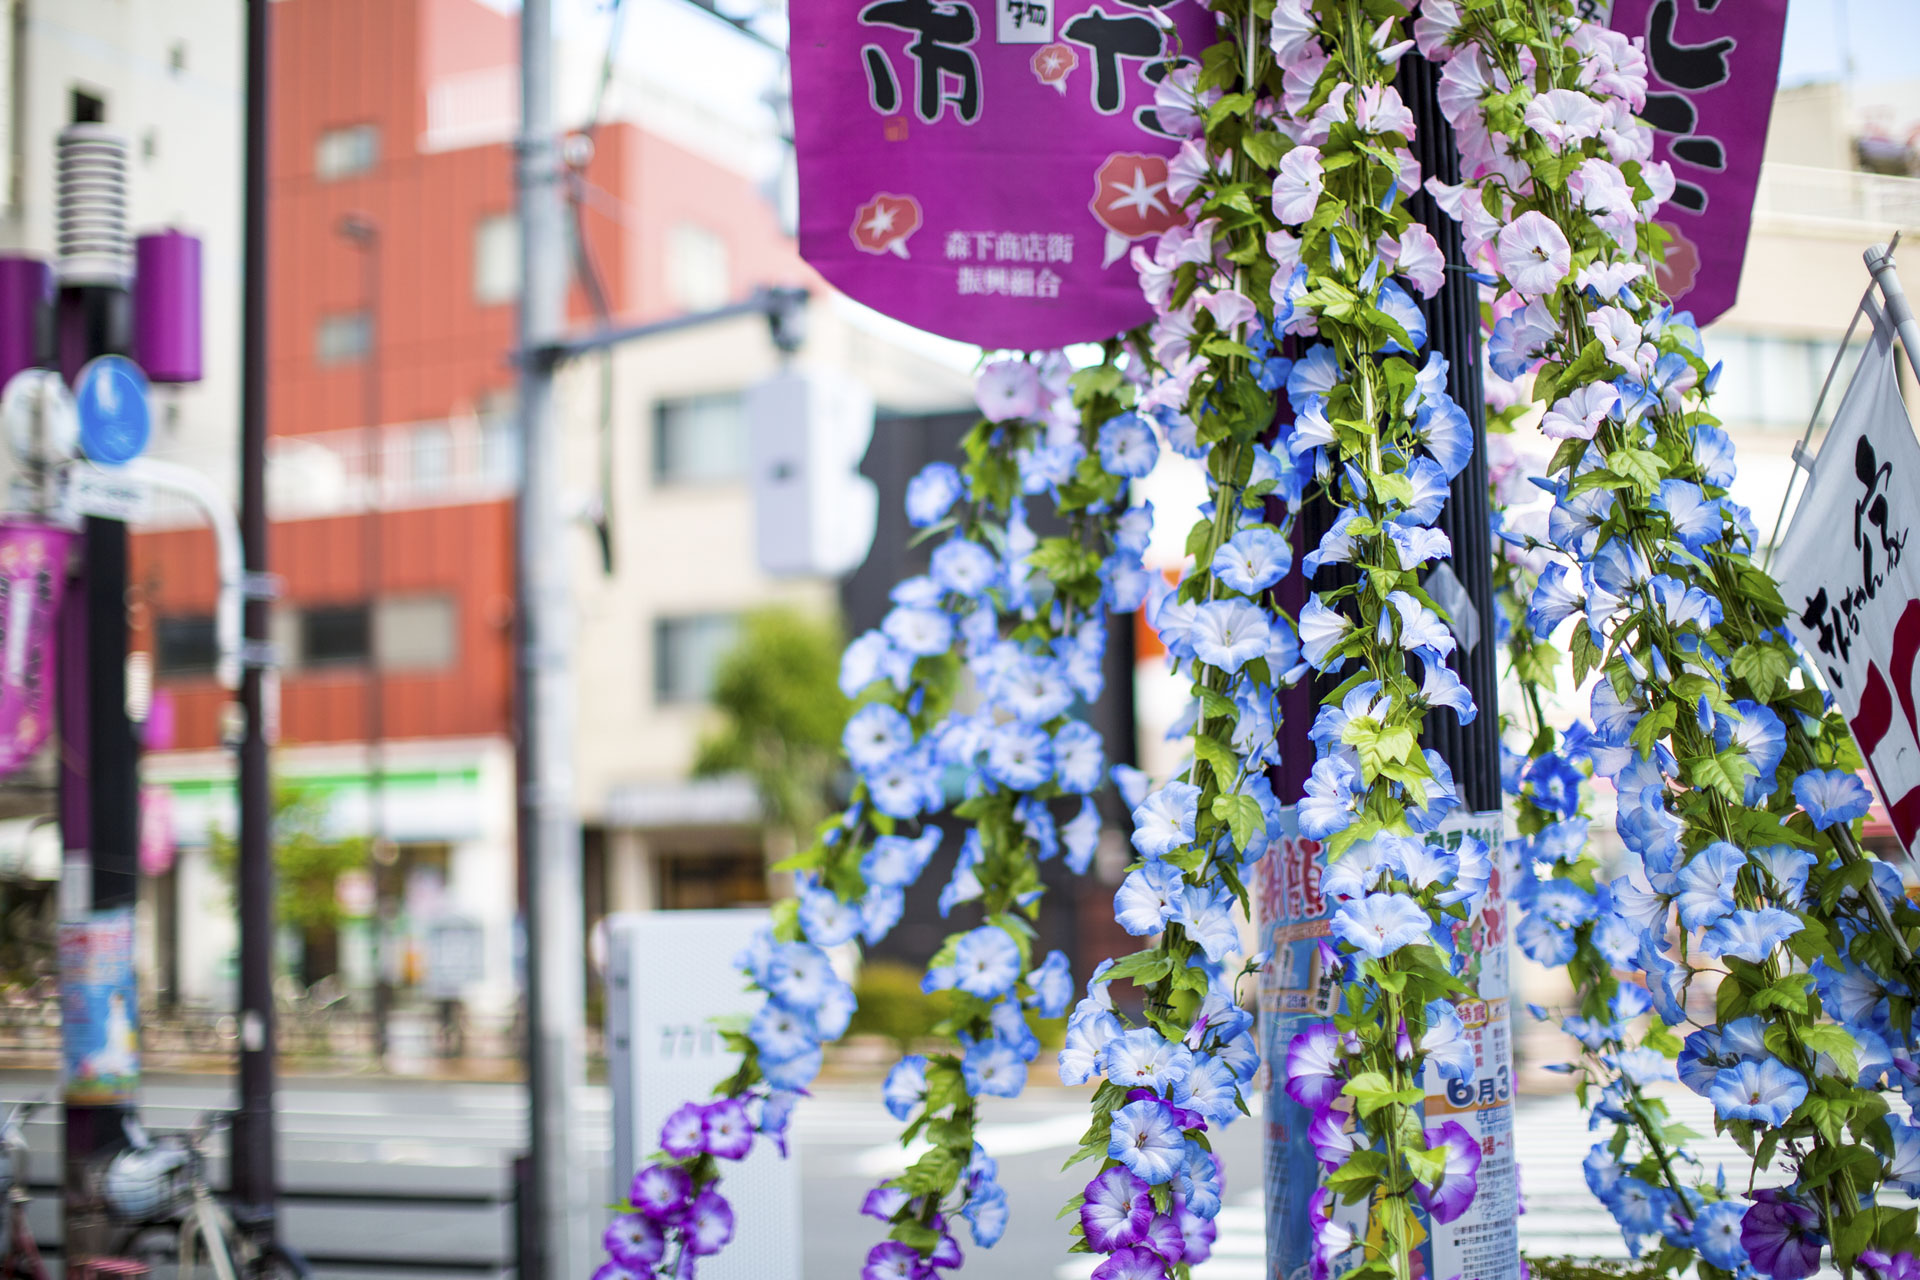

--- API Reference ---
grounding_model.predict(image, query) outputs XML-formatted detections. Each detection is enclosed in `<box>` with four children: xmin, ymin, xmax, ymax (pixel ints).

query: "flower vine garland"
<box><xmin>593</xmin><ymin>349</ymin><xmax>1156</xmax><ymax>1280</ymax></box>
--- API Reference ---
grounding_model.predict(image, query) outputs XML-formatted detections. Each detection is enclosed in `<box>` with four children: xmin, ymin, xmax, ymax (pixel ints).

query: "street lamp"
<box><xmin>336</xmin><ymin>212</ymin><xmax>392</xmax><ymax>1064</ymax></box>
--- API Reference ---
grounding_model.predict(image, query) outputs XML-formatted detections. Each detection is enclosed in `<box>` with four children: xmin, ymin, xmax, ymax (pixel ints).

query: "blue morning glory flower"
<box><xmin>1386</xmin><ymin>521</ymin><xmax>1451</xmax><ymax>568</ymax></box>
<box><xmin>1173</xmin><ymin>882</ymin><xmax>1242</xmax><ymax>964</ymax></box>
<box><xmin>882</xmin><ymin>1054</ymin><xmax>927</xmax><ymax>1121</ymax></box>
<box><xmin>1748</xmin><ymin>844</ymin><xmax>1814</xmax><ymax>908</ymax></box>
<box><xmin>881</xmin><ymin>604</ymin><xmax>953</xmax><ymax>657</ymax></box>
<box><xmin>1654</xmin><ymin>479</ymin><xmax>1722</xmax><ymax>555</ymax></box>
<box><xmin>1131</xmin><ymin>781</ymin><xmax>1202</xmax><ymax>858</ymax></box>
<box><xmin>961</xmin><ymin>1180</ymin><xmax>1008</xmax><ymax>1248</ymax></box>
<box><xmin>867</xmin><ymin>745</ymin><xmax>941</xmax><ymax>820</ymax></box>
<box><xmin>1708</xmin><ymin>1057</ymin><xmax>1807</xmax><ymax>1126</ymax></box>
<box><xmin>766</xmin><ymin>941</ymin><xmax>835</xmax><ymax>1011</ymax></box>
<box><xmin>1701</xmin><ymin>907</ymin><xmax>1803</xmax><ymax>963</ymax></box>
<box><xmin>1674</xmin><ymin>841</ymin><xmax>1742</xmax><ymax>931</ymax></box>
<box><xmin>1590</xmin><ymin>913</ymin><xmax>1640</xmax><ymax>967</ymax></box>
<box><xmin>1332</xmin><ymin>892</ymin><xmax>1433</xmax><ymax>960</ymax></box>
<box><xmin>1690</xmin><ymin>423</ymin><xmax>1737</xmax><ymax>488</ymax></box>
<box><xmin>1420</xmin><ymin>1001</ymin><xmax>1477</xmax><ymax>1081</ymax></box>
<box><xmin>1052</xmin><ymin>721</ymin><xmax>1105</xmax><ymax>794</ymax></box>
<box><xmin>1114</xmin><ymin>860</ymin><xmax>1184</xmax><ymax>935</ymax></box>
<box><xmin>1211</xmin><ymin>526</ymin><xmax>1293</xmax><ymax>595</ymax></box>
<box><xmin>844</xmin><ymin>704</ymin><xmax>914</xmax><ymax>773</ymax></box>
<box><xmin>1104</xmin><ymin>1026</ymin><xmax>1181</xmax><ymax>1092</ymax></box>
<box><xmin>1525</xmin><ymin>752</ymin><xmax>1584</xmax><ymax>817</ymax></box>
<box><xmin>1414</xmin><ymin>394</ymin><xmax>1473</xmax><ymax>480</ymax></box>
<box><xmin>1026</xmin><ymin>951</ymin><xmax>1072</xmax><ymax>1019</ymax></box>
<box><xmin>929</xmin><ymin>538</ymin><xmax>1000</xmax><ymax>598</ymax></box>
<box><xmin>1884</xmin><ymin>1117</ymin><xmax>1920</xmax><ymax>1193</ymax></box>
<box><xmin>749</xmin><ymin>1001</ymin><xmax>818</xmax><ymax>1065</ymax></box>
<box><xmin>797</xmin><ymin>878</ymin><xmax>860</xmax><ymax>947</ymax></box>
<box><xmin>861</xmin><ymin>887</ymin><xmax>903</xmax><ymax>943</ymax></box>
<box><xmin>985</xmin><ymin>720</ymin><xmax>1053</xmax><ymax>791</ymax></box>
<box><xmin>1376</xmin><ymin>279</ymin><xmax>1428</xmax><ymax>354</ymax></box>
<box><xmin>762</xmin><ymin>1046</ymin><xmax>823</xmax><ymax>1092</ymax></box>
<box><xmin>1171</xmin><ymin>1053</ymin><xmax>1240</xmax><ymax>1127</ymax></box>
<box><xmin>962</xmin><ymin>1035</ymin><xmax>1027</xmax><ymax>1099</ymax></box>
<box><xmin>1061</xmin><ymin>799</ymin><xmax>1100</xmax><ymax>875</ymax></box>
<box><xmin>1691</xmin><ymin>1200</ymin><xmax>1748</xmax><ymax>1270</ymax></box>
<box><xmin>1287</xmin><ymin>344</ymin><xmax>1341</xmax><ymax>402</ymax></box>
<box><xmin>905</xmin><ymin>461</ymin><xmax>963</xmax><ymax>526</ymax></box>
<box><xmin>1097</xmin><ymin>412</ymin><xmax>1160</xmax><ymax>478</ymax></box>
<box><xmin>953</xmin><ymin>926</ymin><xmax>1023</xmax><ymax>1000</ymax></box>
<box><xmin>1108</xmin><ymin>1099</ymin><xmax>1189</xmax><ymax>1185</ymax></box>
<box><xmin>1298</xmin><ymin>752</ymin><xmax>1362</xmax><ymax>839</ymax></box>
<box><xmin>861</xmin><ymin>826</ymin><xmax>942</xmax><ymax>890</ymax></box>
<box><xmin>1058</xmin><ymin>1002</ymin><xmax>1122</xmax><ymax>1086</ymax></box>
<box><xmin>1526</xmin><ymin>563</ymin><xmax>1584</xmax><ymax>636</ymax></box>
<box><xmin>1418</xmin><ymin>658</ymin><xmax>1477</xmax><ymax>726</ymax></box>
<box><xmin>1394</xmin><ymin>456</ymin><xmax>1450</xmax><ymax>527</ymax></box>
<box><xmin>1793</xmin><ymin>768</ymin><xmax>1873</xmax><ymax>829</ymax></box>
<box><xmin>1190</xmin><ymin>598</ymin><xmax>1274</xmax><ymax>673</ymax></box>
<box><xmin>1715</xmin><ymin>700</ymin><xmax>1786</xmax><ymax>805</ymax></box>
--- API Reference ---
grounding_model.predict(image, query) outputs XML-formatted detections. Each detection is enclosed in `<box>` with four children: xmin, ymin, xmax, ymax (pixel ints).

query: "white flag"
<box><xmin>1775</xmin><ymin>309</ymin><xmax>1920</xmax><ymax>852</ymax></box>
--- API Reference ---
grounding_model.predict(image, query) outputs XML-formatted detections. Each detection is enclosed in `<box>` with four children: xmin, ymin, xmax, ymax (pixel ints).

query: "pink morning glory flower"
<box><xmin>1497</xmin><ymin>211</ymin><xmax>1571</xmax><ymax>296</ymax></box>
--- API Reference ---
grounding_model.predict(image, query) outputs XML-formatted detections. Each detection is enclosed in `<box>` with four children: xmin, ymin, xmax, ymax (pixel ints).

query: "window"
<box><xmin>666</xmin><ymin>223</ymin><xmax>730</xmax><ymax>311</ymax></box>
<box><xmin>654</xmin><ymin>614</ymin><xmax>739</xmax><ymax>704</ymax></box>
<box><xmin>375</xmin><ymin>596</ymin><xmax>457</xmax><ymax>671</ymax></box>
<box><xmin>660</xmin><ymin>852</ymin><xmax>768</xmax><ymax>910</ymax></box>
<box><xmin>301</xmin><ymin>604</ymin><xmax>371</xmax><ymax>667</ymax></box>
<box><xmin>315</xmin><ymin>124</ymin><xmax>379</xmax><ymax>180</ymax></box>
<box><xmin>154</xmin><ymin>616</ymin><xmax>217</xmax><ymax>676</ymax></box>
<box><xmin>1706</xmin><ymin>331</ymin><xmax>1868</xmax><ymax>431</ymax></box>
<box><xmin>71</xmin><ymin>89</ymin><xmax>106</xmax><ymax>124</ymax></box>
<box><xmin>473</xmin><ymin>213</ymin><xmax>520</xmax><ymax>305</ymax></box>
<box><xmin>316</xmin><ymin>311</ymin><xmax>371</xmax><ymax>366</ymax></box>
<box><xmin>654</xmin><ymin>393</ymin><xmax>747</xmax><ymax>485</ymax></box>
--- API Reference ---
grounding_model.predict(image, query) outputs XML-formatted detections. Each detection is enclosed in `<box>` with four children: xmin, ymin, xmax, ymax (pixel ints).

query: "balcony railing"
<box><xmin>1753</xmin><ymin>161</ymin><xmax>1920</xmax><ymax>229</ymax></box>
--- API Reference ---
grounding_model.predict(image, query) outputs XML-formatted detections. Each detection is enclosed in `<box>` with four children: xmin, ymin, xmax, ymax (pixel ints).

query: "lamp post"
<box><xmin>337</xmin><ymin>212</ymin><xmax>392</xmax><ymax>1063</ymax></box>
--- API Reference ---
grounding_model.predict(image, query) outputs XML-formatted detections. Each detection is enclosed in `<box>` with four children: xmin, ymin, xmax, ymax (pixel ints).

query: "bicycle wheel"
<box><xmin>245</xmin><ymin>1241</ymin><xmax>313</xmax><ymax>1280</ymax></box>
<box><xmin>127</xmin><ymin>1216</ymin><xmax>238</xmax><ymax>1280</ymax></box>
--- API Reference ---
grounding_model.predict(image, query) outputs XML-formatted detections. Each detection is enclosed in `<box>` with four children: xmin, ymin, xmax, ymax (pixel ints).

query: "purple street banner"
<box><xmin>60</xmin><ymin>908</ymin><xmax>140</xmax><ymax>1104</ymax></box>
<box><xmin>1589</xmin><ymin>0</ymin><xmax>1789</xmax><ymax>326</ymax></box>
<box><xmin>791</xmin><ymin>0</ymin><xmax>1216</xmax><ymax>350</ymax></box>
<box><xmin>0</xmin><ymin>520</ymin><xmax>73</xmax><ymax>778</ymax></box>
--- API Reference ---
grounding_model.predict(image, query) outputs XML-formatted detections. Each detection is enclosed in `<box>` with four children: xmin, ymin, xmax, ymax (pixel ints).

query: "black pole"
<box><xmin>233</xmin><ymin>0</ymin><xmax>279</xmax><ymax>1227</ymax></box>
<box><xmin>1400</xmin><ymin>54</ymin><xmax>1501</xmax><ymax>811</ymax></box>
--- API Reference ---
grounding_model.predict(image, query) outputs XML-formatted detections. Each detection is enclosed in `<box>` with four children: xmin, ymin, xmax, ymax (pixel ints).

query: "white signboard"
<box><xmin>61</xmin><ymin>466</ymin><xmax>152</xmax><ymax>524</ymax></box>
<box><xmin>606</xmin><ymin>910</ymin><xmax>800</xmax><ymax>1280</ymax></box>
<box><xmin>1776</xmin><ymin>311</ymin><xmax>1920</xmax><ymax>852</ymax></box>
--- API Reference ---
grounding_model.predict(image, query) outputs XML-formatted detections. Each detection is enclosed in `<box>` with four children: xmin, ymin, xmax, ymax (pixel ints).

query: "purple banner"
<box><xmin>792</xmin><ymin>0</ymin><xmax>1215</xmax><ymax>350</ymax></box>
<box><xmin>0</xmin><ymin>521</ymin><xmax>72</xmax><ymax>777</ymax></box>
<box><xmin>1597</xmin><ymin>0</ymin><xmax>1789</xmax><ymax>326</ymax></box>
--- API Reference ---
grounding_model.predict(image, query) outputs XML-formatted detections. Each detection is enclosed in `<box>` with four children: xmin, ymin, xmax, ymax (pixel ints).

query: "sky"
<box><xmin>1777</xmin><ymin>0</ymin><xmax>1920</xmax><ymax>89</ymax></box>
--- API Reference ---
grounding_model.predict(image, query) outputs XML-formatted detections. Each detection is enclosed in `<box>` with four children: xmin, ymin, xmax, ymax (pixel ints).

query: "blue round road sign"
<box><xmin>74</xmin><ymin>355</ymin><xmax>151</xmax><ymax>466</ymax></box>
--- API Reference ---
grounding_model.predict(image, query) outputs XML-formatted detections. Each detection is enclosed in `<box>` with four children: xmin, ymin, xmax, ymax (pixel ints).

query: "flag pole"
<box><xmin>1865</xmin><ymin>242</ymin><xmax>1920</xmax><ymax>378</ymax></box>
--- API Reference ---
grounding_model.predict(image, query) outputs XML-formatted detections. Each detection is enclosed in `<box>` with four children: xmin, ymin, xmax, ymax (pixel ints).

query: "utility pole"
<box><xmin>232</xmin><ymin>0</ymin><xmax>281</xmax><ymax>1231</ymax></box>
<box><xmin>515</xmin><ymin>0</ymin><xmax>587</xmax><ymax>1275</ymax></box>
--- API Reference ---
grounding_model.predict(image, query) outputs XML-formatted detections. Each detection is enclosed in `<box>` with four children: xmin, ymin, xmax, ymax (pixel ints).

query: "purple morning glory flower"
<box><xmin>1138</xmin><ymin>1212</ymin><xmax>1186</xmax><ymax>1264</ymax></box>
<box><xmin>1793</xmin><ymin>768</ymin><xmax>1873</xmax><ymax>829</ymax></box>
<box><xmin>659</xmin><ymin>1102</ymin><xmax>706</xmax><ymax>1159</ymax></box>
<box><xmin>1285</xmin><ymin>1022</ymin><xmax>1344</xmax><ymax>1110</ymax></box>
<box><xmin>1308</xmin><ymin>1102</ymin><xmax>1357</xmax><ymax>1171</ymax></box>
<box><xmin>630</xmin><ymin>1163</ymin><xmax>691</xmax><ymax>1222</ymax></box>
<box><xmin>700</xmin><ymin>1098</ymin><xmax>753</xmax><ymax>1161</ymax></box>
<box><xmin>862</xmin><ymin>1241</ymin><xmax>926</xmax><ymax>1280</ymax></box>
<box><xmin>862</xmin><ymin>1184</ymin><xmax>909</xmax><ymax>1222</ymax></box>
<box><xmin>604</xmin><ymin>1214</ymin><xmax>665</xmax><ymax>1268</ymax></box>
<box><xmin>1414</xmin><ymin>1120</ymin><xmax>1483</xmax><ymax>1224</ymax></box>
<box><xmin>1741</xmin><ymin>1191</ymin><xmax>1825</xmax><ymax>1280</ymax></box>
<box><xmin>1080</xmin><ymin>1165</ymin><xmax>1154</xmax><ymax>1251</ymax></box>
<box><xmin>1108</xmin><ymin>1098</ymin><xmax>1188</xmax><ymax>1185</ymax></box>
<box><xmin>683</xmin><ymin>1188</ymin><xmax>735</xmax><ymax>1255</ymax></box>
<box><xmin>1091</xmin><ymin>1245</ymin><xmax>1169</xmax><ymax>1280</ymax></box>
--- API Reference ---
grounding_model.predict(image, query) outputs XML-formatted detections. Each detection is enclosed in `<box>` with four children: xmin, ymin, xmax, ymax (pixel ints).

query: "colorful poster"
<box><xmin>1257</xmin><ymin>810</ymin><xmax>1516</xmax><ymax>1280</ymax></box>
<box><xmin>0</xmin><ymin>521</ymin><xmax>73</xmax><ymax>777</ymax></box>
<box><xmin>1586</xmin><ymin>0</ymin><xmax>1789</xmax><ymax>325</ymax></box>
<box><xmin>1775</xmin><ymin>311</ymin><xmax>1920</xmax><ymax>853</ymax></box>
<box><xmin>791</xmin><ymin>0</ymin><xmax>1214</xmax><ymax>349</ymax></box>
<box><xmin>60</xmin><ymin>908</ymin><xmax>140</xmax><ymax>1104</ymax></box>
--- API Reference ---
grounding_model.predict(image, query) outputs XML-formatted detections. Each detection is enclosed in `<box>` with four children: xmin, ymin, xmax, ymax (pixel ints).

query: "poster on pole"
<box><xmin>1257</xmin><ymin>810</ymin><xmax>1516</xmax><ymax>1280</ymax></box>
<box><xmin>0</xmin><ymin>521</ymin><xmax>73</xmax><ymax>778</ymax></box>
<box><xmin>791</xmin><ymin>0</ymin><xmax>1215</xmax><ymax>350</ymax></box>
<box><xmin>1775</xmin><ymin>309</ymin><xmax>1920</xmax><ymax>853</ymax></box>
<box><xmin>60</xmin><ymin>908</ymin><xmax>140</xmax><ymax>1104</ymax></box>
<box><xmin>1584</xmin><ymin>0</ymin><xmax>1789</xmax><ymax>325</ymax></box>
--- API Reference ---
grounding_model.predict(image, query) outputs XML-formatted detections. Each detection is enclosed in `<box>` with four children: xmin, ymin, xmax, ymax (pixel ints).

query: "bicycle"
<box><xmin>106</xmin><ymin>1112</ymin><xmax>310</xmax><ymax>1280</ymax></box>
<box><xmin>0</xmin><ymin>1099</ymin><xmax>49</xmax><ymax>1280</ymax></box>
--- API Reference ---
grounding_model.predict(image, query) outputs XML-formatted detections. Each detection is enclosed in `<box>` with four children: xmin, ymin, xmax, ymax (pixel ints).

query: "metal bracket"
<box><xmin>242</xmin><ymin>571</ymin><xmax>283</xmax><ymax>601</ymax></box>
<box><xmin>240</xmin><ymin>639</ymin><xmax>280</xmax><ymax>670</ymax></box>
<box><xmin>1790</xmin><ymin>441</ymin><xmax>1818</xmax><ymax>473</ymax></box>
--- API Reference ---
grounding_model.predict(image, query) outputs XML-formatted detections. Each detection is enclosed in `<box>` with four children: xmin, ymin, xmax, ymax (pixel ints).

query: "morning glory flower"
<box><xmin>1497</xmin><ymin>210</ymin><xmax>1572</xmax><ymax>295</ymax></box>
<box><xmin>1717</xmin><ymin>700</ymin><xmax>1787</xmax><ymax>804</ymax></box>
<box><xmin>1332</xmin><ymin>892</ymin><xmax>1433</xmax><ymax>960</ymax></box>
<box><xmin>862</xmin><ymin>1241</ymin><xmax>925</xmax><ymax>1280</ymax></box>
<box><xmin>1271</xmin><ymin>145</ymin><xmax>1326</xmax><ymax>222</ymax></box>
<box><xmin>1748</xmin><ymin>845</ymin><xmax>1814</xmax><ymax>907</ymax></box>
<box><xmin>954</xmin><ymin>926</ymin><xmax>1023</xmax><ymax>1000</ymax></box>
<box><xmin>1395</xmin><ymin>456</ymin><xmax>1450</xmax><ymax>526</ymax></box>
<box><xmin>1098</xmin><ymin>412</ymin><xmax>1161</xmax><ymax>478</ymax></box>
<box><xmin>1059</xmin><ymin>1002</ymin><xmax>1123</xmax><ymax>1085</ymax></box>
<box><xmin>766</xmin><ymin>941</ymin><xmax>834</xmax><ymax>1011</ymax></box>
<box><xmin>930</xmin><ymin>538</ymin><xmax>1000</xmax><ymax>597</ymax></box>
<box><xmin>1026</xmin><ymin>950</ymin><xmax>1072</xmax><ymax>1019</ymax></box>
<box><xmin>1675</xmin><ymin>841</ymin><xmax>1742</xmax><ymax>931</ymax></box>
<box><xmin>1108</xmin><ymin>1098</ymin><xmax>1188</xmax><ymax>1185</ymax></box>
<box><xmin>1793</xmin><ymin>768</ymin><xmax>1873</xmax><ymax>829</ymax></box>
<box><xmin>1883</xmin><ymin>1117</ymin><xmax>1920</xmax><ymax>1193</ymax></box>
<box><xmin>660</xmin><ymin>1101</ymin><xmax>706</xmax><ymax>1158</ymax></box>
<box><xmin>1051</xmin><ymin>721</ymin><xmax>1105</xmax><ymax>795</ymax></box>
<box><xmin>1062</xmin><ymin>799</ymin><xmax>1100</xmax><ymax>875</ymax></box>
<box><xmin>985</xmin><ymin>720</ymin><xmax>1053</xmax><ymax>791</ymax></box>
<box><xmin>1190</xmin><ymin>598</ymin><xmax>1274</xmax><ymax>673</ymax></box>
<box><xmin>1414</xmin><ymin>394</ymin><xmax>1474</xmax><ymax>479</ymax></box>
<box><xmin>1708</xmin><ymin>1057</ymin><xmax>1808</xmax><ymax>1126</ymax></box>
<box><xmin>1524</xmin><ymin>87</ymin><xmax>1606</xmax><ymax>148</ymax></box>
<box><xmin>1524</xmin><ymin>752</ymin><xmax>1583</xmax><ymax>816</ymax></box>
<box><xmin>1376</xmin><ymin>279</ymin><xmax>1428</xmax><ymax>354</ymax></box>
<box><xmin>1414</xmin><ymin>1121</ymin><xmax>1484</xmax><ymax>1224</ymax></box>
<box><xmin>1526</xmin><ymin>563</ymin><xmax>1585</xmax><ymax>635</ymax></box>
<box><xmin>862</xmin><ymin>826</ymin><xmax>942</xmax><ymax>890</ymax></box>
<box><xmin>1299</xmin><ymin>596</ymin><xmax>1352</xmax><ymax>671</ymax></box>
<box><xmin>962</xmin><ymin>1036</ymin><xmax>1026</xmax><ymax>1098</ymax></box>
<box><xmin>796</xmin><ymin>877</ymin><xmax>860</xmax><ymax>947</ymax></box>
<box><xmin>962</xmin><ymin>1181</ymin><xmax>1008</xmax><ymax>1247</ymax></box>
<box><xmin>1742</xmin><ymin>1192</ymin><xmax>1825</xmax><ymax>1280</ymax></box>
<box><xmin>1421</xmin><ymin>1002</ymin><xmax>1477</xmax><ymax>1081</ymax></box>
<box><xmin>1298</xmin><ymin>752</ymin><xmax>1362</xmax><ymax>839</ymax></box>
<box><xmin>761</xmin><ymin>1045</ymin><xmax>822</xmax><ymax>1091</ymax></box>
<box><xmin>882</xmin><ymin>1055</ymin><xmax>927</xmax><ymax>1121</ymax></box>
<box><xmin>1180</xmin><ymin>1145</ymin><xmax>1224</xmax><ymax>1221</ymax></box>
<box><xmin>684</xmin><ymin>1188</ymin><xmax>735</xmax><ymax>1255</ymax></box>
<box><xmin>1516</xmin><ymin>910</ymin><xmax>1576</xmax><ymax>966</ymax></box>
<box><xmin>1387</xmin><ymin>522</ymin><xmax>1451</xmax><ymax>568</ymax></box>
<box><xmin>1540</xmin><ymin>382</ymin><xmax>1618</xmax><ymax>440</ymax></box>
<box><xmin>1173</xmin><ymin>882</ymin><xmax>1242</xmax><ymax>964</ymax></box>
<box><xmin>604</xmin><ymin>1215</ymin><xmax>665</xmax><ymax>1269</ymax></box>
<box><xmin>1701</xmin><ymin>907</ymin><xmax>1803</xmax><ymax>963</ymax></box>
<box><xmin>749</xmin><ymin>1001</ymin><xmax>817</xmax><ymax>1064</ymax></box>
<box><xmin>1081</xmin><ymin>1166</ymin><xmax>1154</xmax><ymax>1251</ymax></box>
<box><xmin>1212</xmin><ymin>527</ymin><xmax>1293</xmax><ymax>594</ymax></box>
<box><xmin>1386</xmin><ymin>590</ymin><xmax>1456</xmax><ymax>660</ymax></box>
<box><xmin>1105</xmin><ymin>1026</ymin><xmax>1181</xmax><ymax>1092</ymax></box>
<box><xmin>1655</xmin><ymin>479</ymin><xmax>1722</xmax><ymax>554</ymax></box>
<box><xmin>867</xmin><ymin>746</ymin><xmax>940</xmax><ymax>820</ymax></box>
<box><xmin>1171</xmin><ymin>1053</ymin><xmax>1241</xmax><ymax>1127</ymax></box>
<box><xmin>1132</xmin><ymin>781</ymin><xmax>1202</xmax><ymax>858</ymax></box>
<box><xmin>629</xmin><ymin>1163</ymin><xmax>691</xmax><ymax>1221</ymax></box>
<box><xmin>844</xmin><ymin>704</ymin><xmax>914</xmax><ymax>773</ymax></box>
<box><xmin>905</xmin><ymin>462</ymin><xmax>963</xmax><ymax>527</ymax></box>
<box><xmin>699</xmin><ymin>1098</ymin><xmax>753</xmax><ymax>1161</ymax></box>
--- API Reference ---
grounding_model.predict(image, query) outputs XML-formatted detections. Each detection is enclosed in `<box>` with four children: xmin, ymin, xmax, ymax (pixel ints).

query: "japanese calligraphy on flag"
<box><xmin>1775</xmin><ymin>311</ymin><xmax>1920</xmax><ymax>852</ymax></box>
<box><xmin>791</xmin><ymin>0</ymin><xmax>1214</xmax><ymax>349</ymax></box>
<box><xmin>1584</xmin><ymin>0</ymin><xmax>1789</xmax><ymax>324</ymax></box>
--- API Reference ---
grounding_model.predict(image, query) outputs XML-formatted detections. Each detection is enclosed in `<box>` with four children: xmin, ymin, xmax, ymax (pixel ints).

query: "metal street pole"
<box><xmin>232</xmin><ymin>0</ymin><xmax>281</xmax><ymax>1229</ymax></box>
<box><xmin>516</xmin><ymin>0</ymin><xmax>587</xmax><ymax>1274</ymax></box>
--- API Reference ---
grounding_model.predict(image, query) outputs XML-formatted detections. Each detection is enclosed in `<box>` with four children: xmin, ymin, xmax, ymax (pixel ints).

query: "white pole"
<box><xmin>517</xmin><ymin>0</ymin><xmax>587</xmax><ymax>1274</ymax></box>
<box><xmin>1865</xmin><ymin>243</ymin><xmax>1920</xmax><ymax>376</ymax></box>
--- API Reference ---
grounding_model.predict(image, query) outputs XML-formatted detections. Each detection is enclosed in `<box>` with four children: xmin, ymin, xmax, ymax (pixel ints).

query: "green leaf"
<box><xmin>1405</xmin><ymin>1143</ymin><xmax>1447</xmax><ymax>1189</ymax></box>
<box><xmin>1730</xmin><ymin>642</ymin><xmax>1795</xmax><ymax>702</ymax></box>
<box><xmin>1610</xmin><ymin>447</ymin><xmax>1666</xmax><ymax>495</ymax></box>
<box><xmin>1212</xmin><ymin>792</ymin><xmax>1265</xmax><ymax>854</ymax></box>
<box><xmin>1193</xmin><ymin>733</ymin><xmax>1240</xmax><ymax>784</ymax></box>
